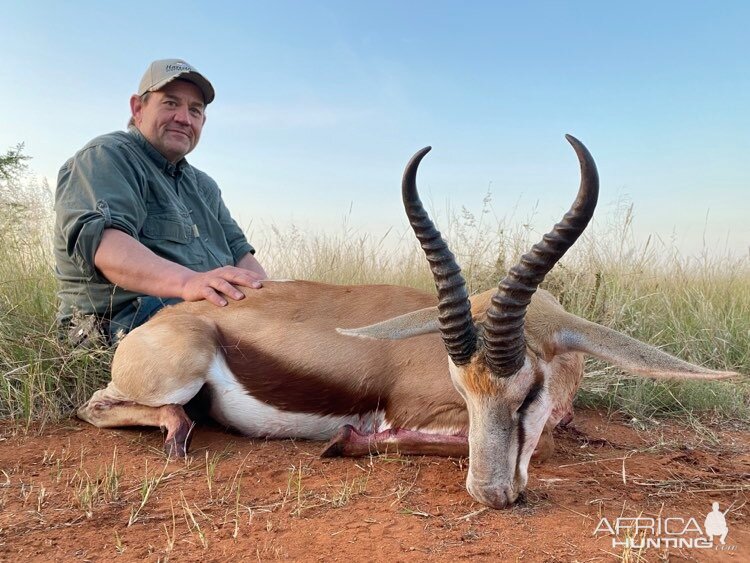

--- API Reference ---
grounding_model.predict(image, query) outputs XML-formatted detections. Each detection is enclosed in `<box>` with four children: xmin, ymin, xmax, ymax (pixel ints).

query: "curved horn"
<box><xmin>484</xmin><ymin>134</ymin><xmax>599</xmax><ymax>376</ymax></box>
<box><xmin>403</xmin><ymin>147</ymin><xmax>476</xmax><ymax>365</ymax></box>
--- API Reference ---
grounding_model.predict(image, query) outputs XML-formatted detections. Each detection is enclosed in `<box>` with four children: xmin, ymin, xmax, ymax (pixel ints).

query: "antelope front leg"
<box><xmin>321</xmin><ymin>424</ymin><xmax>561</xmax><ymax>461</ymax></box>
<box><xmin>321</xmin><ymin>425</ymin><xmax>469</xmax><ymax>458</ymax></box>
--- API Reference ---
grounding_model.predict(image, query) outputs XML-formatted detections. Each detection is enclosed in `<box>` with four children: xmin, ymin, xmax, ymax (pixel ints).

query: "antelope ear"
<box><xmin>337</xmin><ymin>306</ymin><xmax>440</xmax><ymax>340</ymax></box>
<box><xmin>555</xmin><ymin>316</ymin><xmax>739</xmax><ymax>380</ymax></box>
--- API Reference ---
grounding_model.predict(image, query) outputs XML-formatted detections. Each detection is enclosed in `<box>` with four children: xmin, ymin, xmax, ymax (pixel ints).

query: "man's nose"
<box><xmin>174</xmin><ymin>106</ymin><xmax>191</xmax><ymax>124</ymax></box>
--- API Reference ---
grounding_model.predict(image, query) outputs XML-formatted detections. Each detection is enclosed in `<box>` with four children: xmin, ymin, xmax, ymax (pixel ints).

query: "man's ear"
<box><xmin>130</xmin><ymin>94</ymin><xmax>143</xmax><ymax>125</ymax></box>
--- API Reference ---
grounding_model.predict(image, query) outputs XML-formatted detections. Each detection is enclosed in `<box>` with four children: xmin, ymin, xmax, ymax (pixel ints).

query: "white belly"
<box><xmin>205</xmin><ymin>354</ymin><xmax>384</xmax><ymax>440</ymax></box>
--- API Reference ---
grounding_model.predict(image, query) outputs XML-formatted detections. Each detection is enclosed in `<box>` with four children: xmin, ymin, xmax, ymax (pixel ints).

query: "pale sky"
<box><xmin>2</xmin><ymin>1</ymin><xmax>748</xmax><ymax>258</ymax></box>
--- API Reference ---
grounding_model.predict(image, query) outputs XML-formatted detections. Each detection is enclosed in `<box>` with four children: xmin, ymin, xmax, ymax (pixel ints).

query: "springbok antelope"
<box><xmin>78</xmin><ymin>136</ymin><xmax>736</xmax><ymax>509</ymax></box>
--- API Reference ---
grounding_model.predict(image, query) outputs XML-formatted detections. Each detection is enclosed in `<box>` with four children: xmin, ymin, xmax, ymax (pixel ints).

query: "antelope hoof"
<box><xmin>164</xmin><ymin>434</ymin><xmax>189</xmax><ymax>458</ymax></box>
<box><xmin>558</xmin><ymin>411</ymin><xmax>574</xmax><ymax>427</ymax></box>
<box><xmin>161</xmin><ymin>413</ymin><xmax>194</xmax><ymax>458</ymax></box>
<box><xmin>320</xmin><ymin>425</ymin><xmax>355</xmax><ymax>458</ymax></box>
<box><xmin>531</xmin><ymin>428</ymin><xmax>555</xmax><ymax>464</ymax></box>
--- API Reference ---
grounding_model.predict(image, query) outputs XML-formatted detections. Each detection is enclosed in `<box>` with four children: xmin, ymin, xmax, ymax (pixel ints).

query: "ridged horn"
<box><xmin>403</xmin><ymin>147</ymin><xmax>476</xmax><ymax>365</ymax></box>
<box><xmin>484</xmin><ymin>135</ymin><xmax>599</xmax><ymax>376</ymax></box>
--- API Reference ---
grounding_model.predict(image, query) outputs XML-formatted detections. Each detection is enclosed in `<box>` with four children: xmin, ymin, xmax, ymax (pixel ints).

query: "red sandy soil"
<box><xmin>0</xmin><ymin>410</ymin><xmax>747</xmax><ymax>562</ymax></box>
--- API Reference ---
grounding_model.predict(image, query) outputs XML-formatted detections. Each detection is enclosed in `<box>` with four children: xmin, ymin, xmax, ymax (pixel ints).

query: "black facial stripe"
<box><xmin>515</xmin><ymin>382</ymin><xmax>544</xmax><ymax>480</ymax></box>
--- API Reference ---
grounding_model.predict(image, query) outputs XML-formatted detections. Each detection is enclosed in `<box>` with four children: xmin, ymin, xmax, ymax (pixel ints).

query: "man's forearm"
<box><xmin>94</xmin><ymin>228</ymin><xmax>194</xmax><ymax>298</ymax></box>
<box><xmin>94</xmin><ymin>229</ymin><xmax>264</xmax><ymax>306</ymax></box>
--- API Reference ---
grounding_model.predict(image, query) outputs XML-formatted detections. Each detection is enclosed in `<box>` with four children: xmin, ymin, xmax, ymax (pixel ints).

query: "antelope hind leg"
<box><xmin>77</xmin><ymin>314</ymin><xmax>217</xmax><ymax>456</ymax></box>
<box><xmin>78</xmin><ymin>386</ymin><xmax>195</xmax><ymax>457</ymax></box>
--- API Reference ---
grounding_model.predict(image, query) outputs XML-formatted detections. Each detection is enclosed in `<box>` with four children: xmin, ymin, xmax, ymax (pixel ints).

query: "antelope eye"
<box><xmin>518</xmin><ymin>384</ymin><xmax>542</xmax><ymax>414</ymax></box>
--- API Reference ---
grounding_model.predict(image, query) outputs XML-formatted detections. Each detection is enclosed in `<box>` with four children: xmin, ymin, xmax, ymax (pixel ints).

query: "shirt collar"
<box><xmin>127</xmin><ymin>126</ymin><xmax>188</xmax><ymax>176</ymax></box>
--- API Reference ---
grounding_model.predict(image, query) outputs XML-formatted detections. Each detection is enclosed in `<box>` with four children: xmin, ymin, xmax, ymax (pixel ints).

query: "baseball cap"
<box><xmin>138</xmin><ymin>59</ymin><xmax>215</xmax><ymax>104</ymax></box>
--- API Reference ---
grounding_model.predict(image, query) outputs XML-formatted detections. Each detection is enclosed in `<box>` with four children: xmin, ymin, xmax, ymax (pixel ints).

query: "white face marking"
<box><xmin>205</xmin><ymin>354</ymin><xmax>382</xmax><ymax>440</ymax></box>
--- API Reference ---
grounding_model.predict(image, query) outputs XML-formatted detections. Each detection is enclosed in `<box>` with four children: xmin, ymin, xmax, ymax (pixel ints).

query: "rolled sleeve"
<box><xmin>55</xmin><ymin>142</ymin><xmax>147</xmax><ymax>279</ymax></box>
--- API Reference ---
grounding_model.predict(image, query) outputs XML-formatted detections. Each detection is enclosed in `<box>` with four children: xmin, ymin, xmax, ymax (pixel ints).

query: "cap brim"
<box><xmin>148</xmin><ymin>71</ymin><xmax>215</xmax><ymax>104</ymax></box>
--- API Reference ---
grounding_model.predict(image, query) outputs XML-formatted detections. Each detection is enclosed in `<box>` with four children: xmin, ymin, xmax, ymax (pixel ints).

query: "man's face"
<box><xmin>130</xmin><ymin>80</ymin><xmax>206</xmax><ymax>163</ymax></box>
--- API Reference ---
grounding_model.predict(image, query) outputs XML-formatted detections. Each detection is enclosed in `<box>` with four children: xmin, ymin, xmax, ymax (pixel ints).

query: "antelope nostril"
<box><xmin>467</xmin><ymin>480</ymin><xmax>518</xmax><ymax>509</ymax></box>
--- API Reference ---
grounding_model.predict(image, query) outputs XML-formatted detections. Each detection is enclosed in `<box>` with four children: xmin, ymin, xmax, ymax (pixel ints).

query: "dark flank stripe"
<box><xmin>216</xmin><ymin>325</ymin><xmax>386</xmax><ymax>417</ymax></box>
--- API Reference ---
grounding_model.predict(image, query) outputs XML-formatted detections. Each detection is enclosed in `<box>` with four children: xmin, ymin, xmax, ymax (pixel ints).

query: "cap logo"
<box><xmin>165</xmin><ymin>63</ymin><xmax>193</xmax><ymax>72</ymax></box>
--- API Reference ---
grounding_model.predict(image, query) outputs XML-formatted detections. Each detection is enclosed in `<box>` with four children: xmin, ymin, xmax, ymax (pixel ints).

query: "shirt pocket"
<box><xmin>141</xmin><ymin>213</ymin><xmax>203</xmax><ymax>266</ymax></box>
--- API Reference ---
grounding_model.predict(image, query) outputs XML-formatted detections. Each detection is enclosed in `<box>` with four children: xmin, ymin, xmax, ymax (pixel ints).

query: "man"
<box><xmin>54</xmin><ymin>59</ymin><xmax>266</xmax><ymax>344</ymax></box>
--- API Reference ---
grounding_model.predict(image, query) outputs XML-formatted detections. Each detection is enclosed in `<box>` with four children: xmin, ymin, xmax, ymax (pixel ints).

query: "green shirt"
<box><xmin>54</xmin><ymin>126</ymin><xmax>254</xmax><ymax>322</ymax></box>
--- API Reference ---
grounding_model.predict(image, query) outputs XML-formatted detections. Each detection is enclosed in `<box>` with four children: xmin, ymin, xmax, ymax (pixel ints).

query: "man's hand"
<box><xmin>181</xmin><ymin>266</ymin><xmax>264</xmax><ymax>306</ymax></box>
